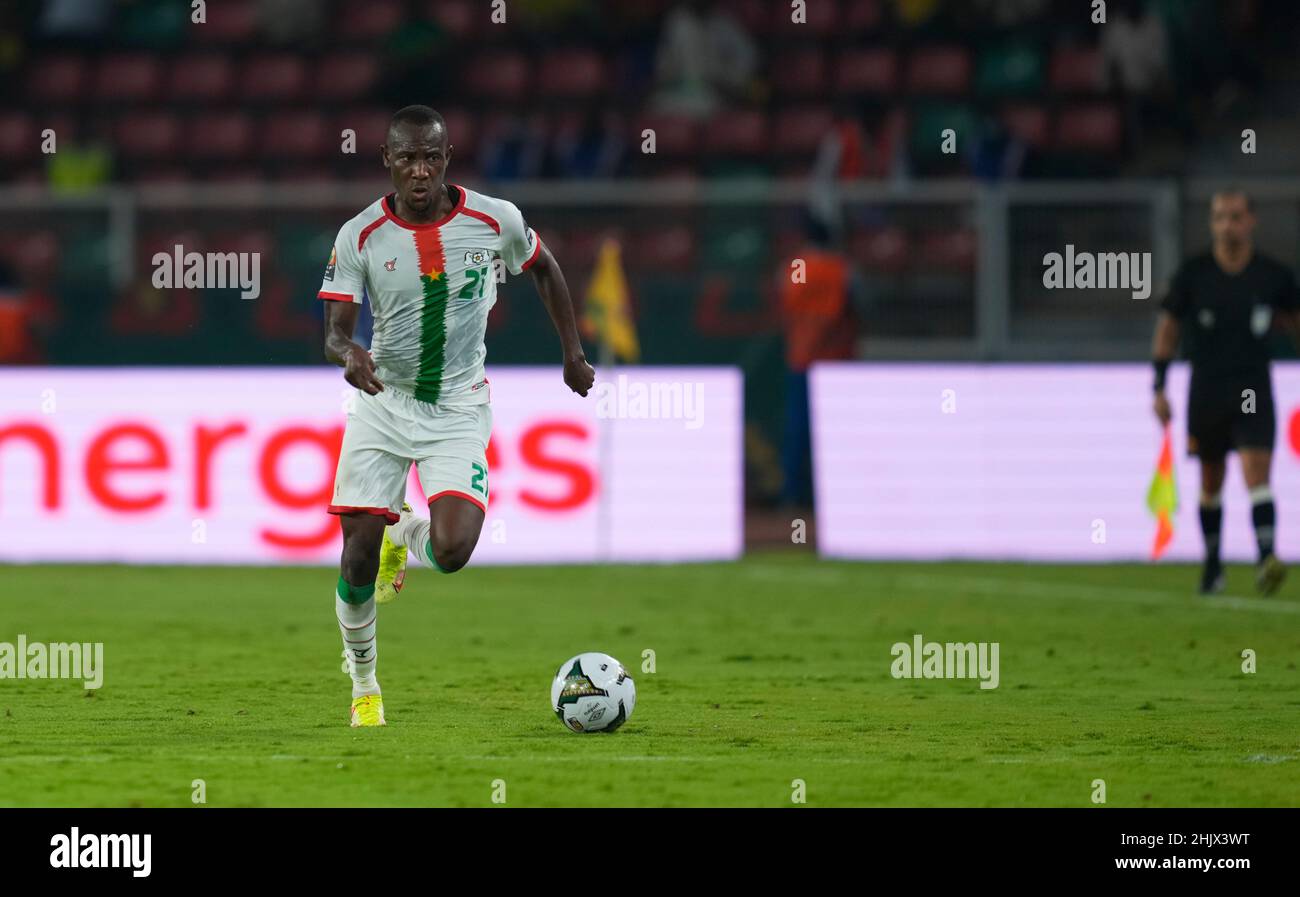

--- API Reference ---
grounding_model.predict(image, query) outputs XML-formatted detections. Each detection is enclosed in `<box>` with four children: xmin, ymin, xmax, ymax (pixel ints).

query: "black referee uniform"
<box><xmin>1160</xmin><ymin>252</ymin><xmax>1297</xmax><ymax>461</ymax></box>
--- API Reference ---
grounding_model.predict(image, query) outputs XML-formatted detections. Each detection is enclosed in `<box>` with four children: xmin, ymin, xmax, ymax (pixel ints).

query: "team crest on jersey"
<box><xmin>1251</xmin><ymin>303</ymin><xmax>1272</xmax><ymax>336</ymax></box>
<box><xmin>464</xmin><ymin>248</ymin><xmax>492</xmax><ymax>266</ymax></box>
<box><xmin>324</xmin><ymin>246</ymin><xmax>337</xmax><ymax>281</ymax></box>
<box><xmin>384</xmin><ymin>257</ymin><xmax>397</xmax><ymax>271</ymax></box>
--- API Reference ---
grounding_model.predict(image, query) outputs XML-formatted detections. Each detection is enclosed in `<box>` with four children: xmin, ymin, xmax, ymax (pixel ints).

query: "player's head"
<box><xmin>1209</xmin><ymin>188</ymin><xmax>1255</xmax><ymax>250</ymax></box>
<box><xmin>382</xmin><ymin>105</ymin><xmax>452</xmax><ymax>213</ymax></box>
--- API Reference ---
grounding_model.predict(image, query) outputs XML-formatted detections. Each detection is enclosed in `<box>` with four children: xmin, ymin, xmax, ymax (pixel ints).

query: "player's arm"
<box><xmin>529</xmin><ymin>243</ymin><xmax>595</xmax><ymax>397</ymax></box>
<box><xmin>1151</xmin><ymin>311</ymin><xmax>1179</xmax><ymax>425</ymax></box>
<box><xmin>323</xmin><ymin>300</ymin><xmax>383</xmax><ymax>394</ymax></box>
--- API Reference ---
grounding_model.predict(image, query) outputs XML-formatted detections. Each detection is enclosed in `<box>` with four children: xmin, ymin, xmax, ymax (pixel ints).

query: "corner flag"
<box><xmin>581</xmin><ymin>239</ymin><xmax>639</xmax><ymax>363</ymax></box>
<box><xmin>1146</xmin><ymin>425</ymin><xmax>1178</xmax><ymax>560</ymax></box>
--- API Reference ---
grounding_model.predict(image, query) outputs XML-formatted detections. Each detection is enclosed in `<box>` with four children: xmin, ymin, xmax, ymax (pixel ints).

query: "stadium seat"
<box><xmin>315</xmin><ymin>54</ymin><xmax>380</xmax><ymax>101</ymax></box>
<box><xmin>188</xmin><ymin>0</ymin><xmax>257</xmax><ymax>42</ymax></box>
<box><xmin>848</xmin><ymin>227</ymin><xmax>910</xmax><ymax>273</ymax></box>
<box><xmin>635</xmin><ymin>114</ymin><xmax>701</xmax><ymax>157</ymax></box>
<box><xmin>773</xmin><ymin>106</ymin><xmax>835</xmax><ymax>156</ymax></box>
<box><xmin>5</xmin><ymin>230</ymin><xmax>60</xmax><ymax>279</ymax></box>
<box><xmin>424</xmin><ymin>0</ymin><xmax>478</xmax><ymax>39</ymax></box>
<box><xmin>335</xmin><ymin>107</ymin><xmax>393</xmax><ymax>152</ymax></box>
<box><xmin>0</xmin><ymin>113</ymin><xmax>36</xmax><ymax>160</ymax></box>
<box><xmin>1000</xmin><ymin>104</ymin><xmax>1050</xmax><ymax>148</ymax></box>
<box><xmin>439</xmin><ymin>109</ymin><xmax>477</xmax><ymax>158</ymax></box>
<box><xmin>1055</xmin><ymin>104</ymin><xmax>1122</xmax><ymax>152</ymax></box>
<box><xmin>772</xmin><ymin>0</ymin><xmax>839</xmax><ymax>34</ymax></box>
<box><xmin>170</xmin><ymin>55</ymin><xmax>235</xmax><ymax>101</ymax></box>
<box><xmin>843</xmin><ymin>0</ymin><xmax>883</xmax><ymax>30</ymax></box>
<box><xmin>1049</xmin><ymin>45</ymin><xmax>1104</xmax><ymax>93</ymax></box>
<box><xmin>262</xmin><ymin>112</ymin><xmax>329</xmax><ymax>159</ymax></box>
<box><xmin>471</xmin><ymin>51</ymin><xmax>531</xmax><ymax>101</ymax></box>
<box><xmin>701</xmin><ymin>110</ymin><xmax>767</xmax><ymax>156</ymax></box>
<box><xmin>538</xmin><ymin>50</ymin><xmax>606</xmax><ymax>98</ymax></box>
<box><xmin>631</xmin><ymin>225</ymin><xmax>696</xmax><ymax>272</ymax></box>
<box><xmin>772</xmin><ymin>49</ymin><xmax>827</xmax><ymax>96</ymax></box>
<box><xmin>115</xmin><ymin>112</ymin><xmax>182</xmax><ymax>159</ymax></box>
<box><xmin>239</xmin><ymin>55</ymin><xmax>308</xmax><ymax>102</ymax></box>
<box><xmin>337</xmin><ymin>0</ymin><xmax>405</xmax><ymax>41</ymax></box>
<box><xmin>915</xmin><ymin>229</ymin><xmax>977</xmax><ymax>272</ymax></box>
<box><xmin>905</xmin><ymin>47</ymin><xmax>972</xmax><ymax>94</ymax></box>
<box><xmin>27</xmin><ymin>56</ymin><xmax>86</xmax><ymax>102</ymax></box>
<box><xmin>96</xmin><ymin>54</ymin><xmax>163</xmax><ymax>102</ymax></box>
<box><xmin>721</xmin><ymin>0</ymin><xmax>770</xmax><ymax>34</ymax></box>
<box><xmin>187</xmin><ymin>112</ymin><xmax>253</xmax><ymax>159</ymax></box>
<box><xmin>835</xmin><ymin>49</ymin><xmax>898</xmax><ymax>95</ymax></box>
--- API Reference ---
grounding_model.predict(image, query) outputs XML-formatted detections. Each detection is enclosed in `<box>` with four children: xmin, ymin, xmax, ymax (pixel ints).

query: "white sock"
<box><xmin>336</xmin><ymin>592</ymin><xmax>379</xmax><ymax>698</ymax></box>
<box><xmin>391</xmin><ymin>511</ymin><xmax>433</xmax><ymax>567</ymax></box>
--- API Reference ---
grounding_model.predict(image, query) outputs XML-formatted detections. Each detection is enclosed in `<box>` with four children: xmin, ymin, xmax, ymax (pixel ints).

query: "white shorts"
<box><xmin>328</xmin><ymin>387</ymin><xmax>491</xmax><ymax>525</ymax></box>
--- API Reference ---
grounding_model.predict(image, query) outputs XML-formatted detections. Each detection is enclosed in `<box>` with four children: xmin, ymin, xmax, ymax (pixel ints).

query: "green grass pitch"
<box><xmin>1</xmin><ymin>554</ymin><xmax>1297</xmax><ymax>807</ymax></box>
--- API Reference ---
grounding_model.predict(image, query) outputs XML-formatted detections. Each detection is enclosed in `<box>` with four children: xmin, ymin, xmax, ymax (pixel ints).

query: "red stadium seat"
<box><xmin>337</xmin><ymin>0</ymin><xmax>404</xmax><ymax>41</ymax></box>
<box><xmin>849</xmin><ymin>227</ymin><xmax>909</xmax><ymax>273</ymax></box>
<box><xmin>634</xmin><ymin>114</ymin><xmax>701</xmax><ymax>157</ymax></box>
<box><xmin>834</xmin><ymin>49</ymin><xmax>898</xmax><ymax>95</ymax></box>
<box><xmin>1049</xmin><ymin>45</ymin><xmax>1103</xmax><ymax>93</ymax></box>
<box><xmin>905</xmin><ymin>47</ymin><xmax>972</xmax><ymax>94</ymax></box>
<box><xmin>1055</xmin><ymin>104</ymin><xmax>1122</xmax><ymax>152</ymax></box>
<box><xmin>843</xmin><ymin>0</ymin><xmax>883</xmax><ymax>30</ymax></box>
<box><xmin>239</xmin><ymin>55</ymin><xmax>307</xmax><ymax>102</ymax></box>
<box><xmin>0</xmin><ymin>113</ymin><xmax>36</xmax><ymax>160</ymax></box>
<box><xmin>187</xmin><ymin>112</ymin><xmax>254</xmax><ymax>159</ymax></box>
<box><xmin>5</xmin><ymin>230</ymin><xmax>60</xmax><ymax>279</ymax></box>
<box><xmin>772</xmin><ymin>49</ymin><xmax>827</xmax><ymax>96</ymax></box>
<box><xmin>1000</xmin><ymin>104</ymin><xmax>1049</xmax><ymax>148</ymax></box>
<box><xmin>471</xmin><ymin>51</ymin><xmax>531</xmax><ymax>101</ymax></box>
<box><xmin>538</xmin><ymin>50</ymin><xmax>606</xmax><ymax>98</ymax></box>
<box><xmin>189</xmin><ymin>0</ymin><xmax>257</xmax><ymax>42</ymax></box>
<box><xmin>720</xmin><ymin>0</ymin><xmax>770</xmax><ymax>35</ymax></box>
<box><xmin>262</xmin><ymin>112</ymin><xmax>329</xmax><ymax>159</ymax></box>
<box><xmin>439</xmin><ymin>109</ymin><xmax>477</xmax><ymax>158</ymax></box>
<box><xmin>702</xmin><ymin>109</ymin><xmax>767</xmax><ymax>156</ymax></box>
<box><xmin>316</xmin><ymin>53</ymin><xmax>380</xmax><ymax>101</ymax></box>
<box><xmin>773</xmin><ymin>106</ymin><xmax>834</xmax><ymax>156</ymax></box>
<box><xmin>170</xmin><ymin>55</ymin><xmax>234</xmax><ymax>101</ymax></box>
<box><xmin>772</xmin><ymin>0</ymin><xmax>839</xmax><ymax>35</ymax></box>
<box><xmin>27</xmin><ymin>56</ymin><xmax>86</xmax><ymax>102</ymax></box>
<box><xmin>915</xmin><ymin>229</ymin><xmax>976</xmax><ymax>272</ymax></box>
<box><xmin>424</xmin><ymin>0</ymin><xmax>479</xmax><ymax>39</ymax></box>
<box><xmin>631</xmin><ymin>225</ymin><xmax>696</xmax><ymax>272</ymax></box>
<box><xmin>96</xmin><ymin>54</ymin><xmax>162</xmax><ymax>102</ymax></box>
<box><xmin>115</xmin><ymin>112</ymin><xmax>182</xmax><ymax>158</ymax></box>
<box><xmin>336</xmin><ymin>107</ymin><xmax>392</xmax><ymax>152</ymax></box>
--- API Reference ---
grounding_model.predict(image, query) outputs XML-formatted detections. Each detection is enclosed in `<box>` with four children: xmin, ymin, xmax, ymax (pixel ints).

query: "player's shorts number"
<box><xmin>470</xmin><ymin>460</ymin><xmax>488</xmax><ymax>498</ymax></box>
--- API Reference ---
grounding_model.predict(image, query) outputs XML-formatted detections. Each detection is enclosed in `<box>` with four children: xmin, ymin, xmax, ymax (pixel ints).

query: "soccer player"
<box><xmin>320</xmin><ymin>106</ymin><xmax>595</xmax><ymax>726</ymax></box>
<box><xmin>1152</xmin><ymin>188</ymin><xmax>1300</xmax><ymax>595</ymax></box>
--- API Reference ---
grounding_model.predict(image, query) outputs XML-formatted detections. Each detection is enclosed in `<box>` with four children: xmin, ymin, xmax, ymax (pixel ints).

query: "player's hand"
<box><xmin>563</xmin><ymin>354</ymin><xmax>595</xmax><ymax>397</ymax></box>
<box><xmin>1153</xmin><ymin>390</ymin><xmax>1171</xmax><ymax>426</ymax></box>
<box><xmin>344</xmin><ymin>345</ymin><xmax>384</xmax><ymax>395</ymax></box>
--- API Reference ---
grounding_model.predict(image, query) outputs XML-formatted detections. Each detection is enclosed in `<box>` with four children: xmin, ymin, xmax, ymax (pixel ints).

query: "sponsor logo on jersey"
<box><xmin>463</xmin><ymin>248</ymin><xmax>492</xmax><ymax>266</ymax></box>
<box><xmin>324</xmin><ymin>246</ymin><xmax>337</xmax><ymax>281</ymax></box>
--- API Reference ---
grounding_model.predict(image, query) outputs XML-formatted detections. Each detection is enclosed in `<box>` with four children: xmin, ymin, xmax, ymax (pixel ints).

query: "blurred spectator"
<box><xmin>479</xmin><ymin>115</ymin><xmax>548</xmax><ymax>181</ymax></box>
<box><xmin>654</xmin><ymin>0</ymin><xmax>758</xmax><ymax>118</ymax></box>
<box><xmin>548</xmin><ymin>109</ymin><xmax>625</xmax><ymax>179</ymax></box>
<box><xmin>966</xmin><ymin>115</ymin><xmax>1027</xmax><ymax>182</ymax></box>
<box><xmin>0</xmin><ymin>259</ymin><xmax>57</xmax><ymax>364</ymax></box>
<box><xmin>1101</xmin><ymin>0</ymin><xmax>1170</xmax><ymax>95</ymax></box>
<box><xmin>778</xmin><ymin>217</ymin><xmax>865</xmax><ymax>508</ymax></box>
<box><xmin>109</xmin><ymin>278</ymin><xmax>199</xmax><ymax>338</ymax></box>
<box><xmin>809</xmin><ymin>106</ymin><xmax>872</xmax><ymax>241</ymax></box>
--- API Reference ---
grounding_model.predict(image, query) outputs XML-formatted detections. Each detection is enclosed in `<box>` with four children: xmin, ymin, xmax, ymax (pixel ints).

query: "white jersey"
<box><xmin>318</xmin><ymin>185</ymin><xmax>541</xmax><ymax>405</ymax></box>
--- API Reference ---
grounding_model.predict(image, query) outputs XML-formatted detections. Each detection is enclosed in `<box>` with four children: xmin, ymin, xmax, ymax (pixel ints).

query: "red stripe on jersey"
<box><xmin>519</xmin><ymin>233</ymin><xmax>543</xmax><ymax>272</ymax></box>
<box><xmin>357</xmin><ymin>212</ymin><xmax>387</xmax><ymax>252</ymax></box>
<box><xmin>460</xmin><ymin>204</ymin><xmax>501</xmax><ymax>234</ymax></box>
<box><xmin>382</xmin><ymin>185</ymin><xmax>466</xmax><ymax>230</ymax></box>
<box><xmin>328</xmin><ymin>504</ymin><xmax>400</xmax><ymax>524</ymax></box>
<box><xmin>318</xmin><ymin>291</ymin><xmax>355</xmax><ymax>302</ymax></box>
<box><xmin>427</xmin><ymin>490</ymin><xmax>486</xmax><ymax>513</ymax></box>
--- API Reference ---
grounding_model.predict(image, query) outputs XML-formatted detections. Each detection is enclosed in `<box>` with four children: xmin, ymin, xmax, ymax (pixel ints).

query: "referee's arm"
<box><xmin>1151</xmin><ymin>311</ymin><xmax>1179</xmax><ymax>424</ymax></box>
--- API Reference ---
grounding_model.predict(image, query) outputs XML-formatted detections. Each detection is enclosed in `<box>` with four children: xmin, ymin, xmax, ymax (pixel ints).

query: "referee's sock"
<box><xmin>1199</xmin><ymin>491</ymin><xmax>1223</xmax><ymax>567</ymax></box>
<box><xmin>1250</xmin><ymin>485</ymin><xmax>1276</xmax><ymax>561</ymax></box>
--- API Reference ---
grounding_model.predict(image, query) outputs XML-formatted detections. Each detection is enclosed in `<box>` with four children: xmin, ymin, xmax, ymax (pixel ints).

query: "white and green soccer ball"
<box><xmin>551</xmin><ymin>652</ymin><xmax>636</xmax><ymax>733</ymax></box>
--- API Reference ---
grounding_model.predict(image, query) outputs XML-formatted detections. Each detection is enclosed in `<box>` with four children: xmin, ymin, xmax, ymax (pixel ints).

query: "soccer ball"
<box><xmin>551</xmin><ymin>652</ymin><xmax>636</xmax><ymax>733</ymax></box>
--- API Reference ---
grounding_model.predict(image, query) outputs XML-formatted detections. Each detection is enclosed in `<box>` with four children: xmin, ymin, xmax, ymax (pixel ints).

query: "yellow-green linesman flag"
<box><xmin>581</xmin><ymin>239</ymin><xmax>640</xmax><ymax>362</ymax></box>
<box><xmin>1146</xmin><ymin>425</ymin><xmax>1178</xmax><ymax>560</ymax></box>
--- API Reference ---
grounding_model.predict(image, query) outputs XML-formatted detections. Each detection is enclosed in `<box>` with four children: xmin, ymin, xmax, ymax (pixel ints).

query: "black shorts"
<box><xmin>1186</xmin><ymin>377</ymin><xmax>1275</xmax><ymax>460</ymax></box>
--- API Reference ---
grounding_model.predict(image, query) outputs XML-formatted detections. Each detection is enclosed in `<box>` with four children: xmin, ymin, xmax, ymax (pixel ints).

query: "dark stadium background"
<box><xmin>1</xmin><ymin>0</ymin><xmax>1298</xmax><ymax>518</ymax></box>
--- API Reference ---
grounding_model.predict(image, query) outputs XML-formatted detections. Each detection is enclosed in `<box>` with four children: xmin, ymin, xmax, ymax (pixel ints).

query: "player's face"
<box><xmin>382</xmin><ymin>124</ymin><xmax>452</xmax><ymax>213</ymax></box>
<box><xmin>1209</xmin><ymin>194</ymin><xmax>1254</xmax><ymax>248</ymax></box>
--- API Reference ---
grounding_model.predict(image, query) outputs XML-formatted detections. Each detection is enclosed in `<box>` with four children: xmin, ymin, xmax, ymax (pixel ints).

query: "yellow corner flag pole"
<box><xmin>1146</xmin><ymin>424</ymin><xmax>1178</xmax><ymax>560</ymax></box>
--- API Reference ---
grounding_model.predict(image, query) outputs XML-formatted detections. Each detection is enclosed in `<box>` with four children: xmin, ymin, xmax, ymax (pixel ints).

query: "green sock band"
<box><xmin>423</xmin><ymin>543</ymin><xmax>451</xmax><ymax>574</ymax></box>
<box><xmin>337</xmin><ymin>576</ymin><xmax>376</xmax><ymax>604</ymax></box>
